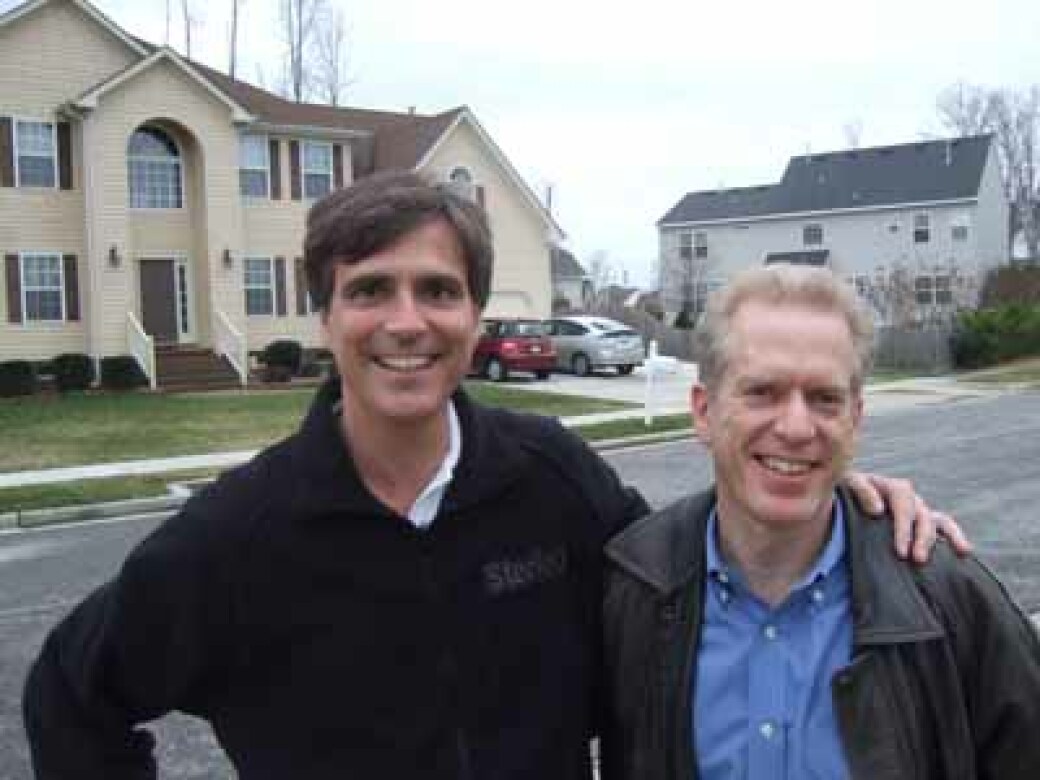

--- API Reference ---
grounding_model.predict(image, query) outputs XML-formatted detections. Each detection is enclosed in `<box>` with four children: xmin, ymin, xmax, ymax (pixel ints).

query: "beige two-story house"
<box><xmin>0</xmin><ymin>0</ymin><xmax>560</xmax><ymax>388</ymax></box>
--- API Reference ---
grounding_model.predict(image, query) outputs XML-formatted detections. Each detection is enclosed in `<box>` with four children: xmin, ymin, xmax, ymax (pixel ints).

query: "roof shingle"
<box><xmin>660</xmin><ymin>135</ymin><xmax>993</xmax><ymax>226</ymax></box>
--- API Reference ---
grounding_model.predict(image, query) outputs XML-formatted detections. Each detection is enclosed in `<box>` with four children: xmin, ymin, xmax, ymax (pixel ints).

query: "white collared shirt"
<box><xmin>407</xmin><ymin>401</ymin><xmax>461</xmax><ymax>529</ymax></box>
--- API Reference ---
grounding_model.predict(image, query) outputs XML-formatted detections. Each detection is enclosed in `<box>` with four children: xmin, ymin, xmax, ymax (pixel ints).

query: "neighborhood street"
<box><xmin>1</xmin><ymin>389</ymin><xmax>1038</xmax><ymax>779</ymax></box>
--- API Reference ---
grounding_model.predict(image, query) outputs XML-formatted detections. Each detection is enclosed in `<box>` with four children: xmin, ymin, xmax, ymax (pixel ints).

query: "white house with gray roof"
<box><xmin>658</xmin><ymin>135</ymin><xmax>1008</xmax><ymax>326</ymax></box>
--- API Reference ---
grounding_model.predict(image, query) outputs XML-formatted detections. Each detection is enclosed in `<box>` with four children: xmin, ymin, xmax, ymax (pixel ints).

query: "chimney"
<box><xmin>408</xmin><ymin>106</ymin><xmax>416</xmax><ymax>115</ymax></box>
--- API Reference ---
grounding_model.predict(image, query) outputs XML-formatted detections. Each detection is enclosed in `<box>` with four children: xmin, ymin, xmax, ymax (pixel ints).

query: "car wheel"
<box><xmin>571</xmin><ymin>353</ymin><xmax>591</xmax><ymax>377</ymax></box>
<box><xmin>486</xmin><ymin>357</ymin><xmax>508</xmax><ymax>382</ymax></box>
<box><xmin>534</xmin><ymin>369</ymin><xmax>551</xmax><ymax>380</ymax></box>
<box><xmin>617</xmin><ymin>365</ymin><xmax>635</xmax><ymax>376</ymax></box>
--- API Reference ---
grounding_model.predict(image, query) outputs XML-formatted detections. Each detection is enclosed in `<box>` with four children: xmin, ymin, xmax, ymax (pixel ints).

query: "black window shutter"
<box><xmin>274</xmin><ymin>256</ymin><xmax>287</xmax><ymax>316</ymax></box>
<box><xmin>333</xmin><ymin>144</ymin><xmax>344</xmax><ymax>189</ymax></box>
<box><xmin>269</xmin><ymin>138</ymin><xmax>281</xmax><ymax>199</ymax></box>
<box><xmin>57</xmin><ymin>122</ymin><xmax>73</xmax><ymax>190</ymax></box>
<box><xmin>0</xmin><ymin>118</ymin><xmax>13</xmax><ymax>188</ymax></box>
<box><xmin>5</xmin><ymin>254</ymin><xmax>22</xmax><ymax>322</ymax></box>
<box><xmin>289</xmin><ymin>141</ymin><xmax>301</xmax><ymax>200</ymax></box>
<box><xmin>294</xmin><ymin>256</ymin><xmax>308</xmax><ymax>315</ymax></box>
<box><xmin>63</xmin><ymin>254</ymin><xmax>79</xmax><ymax>321</ymax></box>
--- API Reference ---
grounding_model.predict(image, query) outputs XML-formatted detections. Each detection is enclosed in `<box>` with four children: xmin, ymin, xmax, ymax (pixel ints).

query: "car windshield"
<box><xmin>502</xmin><ymin>320</ymin><xmax>546</xmax><ymax>337</ymax></box>
<box><xmin>582</xmin><ymin>319</ymin><xmax>636</xmax><ymax>337</ymax></box>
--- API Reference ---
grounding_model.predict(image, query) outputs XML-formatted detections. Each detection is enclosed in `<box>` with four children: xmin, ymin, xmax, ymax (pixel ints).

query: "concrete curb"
<box><xmin>0</xmin><ymin>493</ymin><xmax>186</xmax><ymax>532</ymax></box>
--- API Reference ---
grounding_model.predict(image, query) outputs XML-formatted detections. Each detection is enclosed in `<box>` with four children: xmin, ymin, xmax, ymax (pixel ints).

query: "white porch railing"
<box><xmin>126</xmin><ymin>311</ymin><xmax>157</xmax><ymax>390</ymax></box>
<box><xmin>214</xmin><ymin>309</ymin><xmax>249</xmax><ymax>387</ymax></box>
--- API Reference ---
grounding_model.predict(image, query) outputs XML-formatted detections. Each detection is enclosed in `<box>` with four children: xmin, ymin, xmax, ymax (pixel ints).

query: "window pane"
<box><xmin>17</xmin><ymin>121</ymin><xmax>54</xmax><ymax>154</ymax></box>
<box><xmin>19</xmin><ymin>155</ymin><xmax>56</xmax><ymax>187</ymax></box>
<box><xmin>244</xmin><ymin>258</ymin><xmax>272</xmax><ymax>285</ymax></box>
<box><xmin>303</xmin><ymin>142</ymin><xmax>331</xmax><ymax>172</ymax></box>
<box><xmin>128</xmin><ymin>159</ymin><xmax>182</xmax><ymax>208</ymax></box>
<box><xmin>304</xmin><ymin>173</ymin><xmax>331</xmax><ymax>200</ymax></box>
<box><xmin>240</xmin><ymin>169</ymin><xmax>268</xmax><ymax>198</ymax></box>
<box><xmin>240</xmin><ymin>135</ymin><xmax>268</xmax><ymax>168</ymax></box>
<box><xmin>128</xmin><ymin>128</ymin><xmax>178</xmax><ymax>157</ymax></box>
<box><xmin>450</xmin><ymin>167</ymin><xmax>473</xmax><ymax>184</ymax></box>
<box><xmin>245</xmin><ymin>288</ymin><xmax>273</xmax><ymax>315</ymax></box>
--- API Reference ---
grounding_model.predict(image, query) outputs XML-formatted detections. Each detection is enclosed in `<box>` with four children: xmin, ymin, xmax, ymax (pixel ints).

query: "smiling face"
<box><xmin>321</xmin><ymin>217</ymin><xmax>481</xmax><ymax>434</ymax></box>
<box><xmin>691</xmin><ymin>298</ymin><xmax>863</xmax><ymax>536</ymax></box>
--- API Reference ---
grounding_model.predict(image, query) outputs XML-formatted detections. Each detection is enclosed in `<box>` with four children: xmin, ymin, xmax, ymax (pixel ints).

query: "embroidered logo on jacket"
<box><xmin>483</xmin><ymin>547</ymin><xmax>568</xmax><ymax>596</ymax></box>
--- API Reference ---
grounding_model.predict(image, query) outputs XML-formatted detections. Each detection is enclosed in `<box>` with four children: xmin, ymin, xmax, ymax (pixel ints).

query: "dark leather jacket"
<box><xmin>601</xmin><ymin>488</ymin><xmax>1040</xmax><ymax>780</ymax></box>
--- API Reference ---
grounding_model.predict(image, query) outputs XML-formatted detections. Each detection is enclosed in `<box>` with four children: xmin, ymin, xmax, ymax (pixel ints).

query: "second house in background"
<box><xmin>0</xmin><ymin>0</ymin><xmax>560</xmax><ymax>391</ymax></box>
<box><xmin>658</xmin><ymin>135</ymin><xmax>1008</xmax><ymax>326</ymax></box>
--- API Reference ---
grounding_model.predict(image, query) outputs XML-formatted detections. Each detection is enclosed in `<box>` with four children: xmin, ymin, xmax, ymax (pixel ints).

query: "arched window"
<box><xmin>448</xmin><ymin>166</ymin><xmax>483</xmax><ymax>206</ymax></box>
<box><xmin>127</xmin><ymin>127</ymin><xmax>183</xmax><ymax>208</ymax></box>
<box><xmin>449</xmin><ymin>166</ymin><xmax>473</xmax><ymax>186</ymax></box>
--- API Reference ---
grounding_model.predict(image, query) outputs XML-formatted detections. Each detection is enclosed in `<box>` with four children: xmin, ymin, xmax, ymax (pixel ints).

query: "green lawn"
<box><xmin>958</xmin><ymin>357</ymin><xmax>1040</xmax><ymax>385</ymax></box>
<box><xmin>0</xmin><ymin>382</ymin><xmax>634</xmax><ymax>474</ymax></box>
<box><xmin>0</xmin><ymin>411</ymin><xmax>688</xmax><ymax>516</ymax></box>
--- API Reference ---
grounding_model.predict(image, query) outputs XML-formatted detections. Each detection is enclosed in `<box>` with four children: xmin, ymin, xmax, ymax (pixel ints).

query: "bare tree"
<box><xmin>312</xmin><ymin>2</ymin><xmax>352</xmax><ymax>106</ymax></box>
<box><xmin>936</xmin><ymin>82</ymin><xmax>992</xmax><ymax>135</ymax></box>
<box><xmin>988</xmin><ymin>88</ymin><xmax>1040</xmax><ymax>260</ymax></box>
<box><xmin>280</xmin><ymin>0</ymin><xmax>323</xmax><ymax>102</ymax></box>
<box><xmin>228</xmin><ymin>0</ymin><xmax>244</xmax><ymax>80</ymax></box>
<box><xmin>181</xmin><ymin>0</ymin><xmax>195</xmax><ymax>59</ymax></box>
<box><xmin>936</xmin><ymin>82</ymin><xmax>1040</xmax><ymax>259</ymax></box>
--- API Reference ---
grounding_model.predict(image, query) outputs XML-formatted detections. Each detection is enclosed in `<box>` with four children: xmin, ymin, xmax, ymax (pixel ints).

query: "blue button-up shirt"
<box><xmin>693</xmin><ymin>499</ymin><xmax>853</xmax><ymax>780</ymax></box>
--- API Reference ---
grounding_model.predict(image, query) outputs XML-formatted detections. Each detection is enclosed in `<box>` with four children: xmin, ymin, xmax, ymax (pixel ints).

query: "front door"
<box><xmin>140</xmin><ymin>258</ymin><xmax>178</xmax><ymax>344</ymax></box>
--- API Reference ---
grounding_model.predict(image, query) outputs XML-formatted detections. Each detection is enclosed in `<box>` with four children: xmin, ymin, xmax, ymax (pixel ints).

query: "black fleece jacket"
<box><xmin>23</xmin><ymin>380</ymin><xmax>648</xmax><ymax>780</ymax></box>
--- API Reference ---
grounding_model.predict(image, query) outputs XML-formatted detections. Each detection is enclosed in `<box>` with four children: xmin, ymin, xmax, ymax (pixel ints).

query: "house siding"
<box><xmin>0</xmin><ymin>0</ymin><xmax>135</xmax><ymax>359</ymax></box>
<box><xmin>77</xmin><ymin>58</ymin><xmax>245</xmax><ymax>357</ymax></box>
<box><xmin>423</xmin><ymin>120</ymin><xmax>553</xmax><ymax>318</ymax></box>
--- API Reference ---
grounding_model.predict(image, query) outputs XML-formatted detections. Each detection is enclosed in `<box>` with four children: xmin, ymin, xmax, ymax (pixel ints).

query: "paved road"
<box><xmin>2</xmin><ymin>390</ymin><xmax>1038</xmax><ymax>779</ymax></box>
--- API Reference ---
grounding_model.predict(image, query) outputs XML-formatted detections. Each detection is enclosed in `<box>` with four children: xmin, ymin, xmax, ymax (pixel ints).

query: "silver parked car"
<box><xmin>544</xmin><ymin>316</ymin><xmax>645</xmax><ymax>376</ymax></box>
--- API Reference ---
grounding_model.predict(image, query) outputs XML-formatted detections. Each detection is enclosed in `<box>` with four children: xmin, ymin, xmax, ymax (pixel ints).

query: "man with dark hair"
<box><xmin>602</xmin><ymin>265</ymin><xmax>1040</xmax><ymax>780</ymax></box>
<box><xmin>24</xmin><ymin>173</ymin><xmax>961</xmax><ymax>779</ymax></box>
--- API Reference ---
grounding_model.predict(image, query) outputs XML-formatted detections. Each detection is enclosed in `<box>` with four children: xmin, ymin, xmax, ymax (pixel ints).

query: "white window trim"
<box><xmin>244</xmin><ymin>255</ymin><xmax>275</xmax><ymax>317</ymax></box>
<box><xmin>13</xmin><ymin>117</ymin><xmax>58</xmax><ymax>190</ymax></box>
<box><xmin>239</xmin><ymin>133</ymin><xmax>270</xmax><ymax>200</ymax></box>
<box><xmin>300</xmin><ymin>140</ymin><xmax>333</xmax><ymax>201</ymax></box>
<box><xmin>19</xmin><ymin>251</ymin><xmax>65</xmax><ymax>325</ymax></box>
<box><xmin>127</xmin><ymin>128</ymin><xmax>185</xmax><ymax>210</ymax></box>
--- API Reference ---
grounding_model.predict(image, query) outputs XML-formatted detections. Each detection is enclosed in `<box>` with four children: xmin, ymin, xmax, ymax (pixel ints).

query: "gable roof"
<box><xmin>660</xmin><ymin>135</ymin><xmax>993</xmax><ymax>226</ymax></box>
<box><xmin>0</xmin><ymin>0</ymin><xmax>148</xmax><ymax>56</ymax></box>
<box><xmin>551</xmin><ymin>246</ymin><xmax>586</xmax><ymax>279</ymax></box>
<box><xmin>71</xmin><ymin>47</ymin><xmax>253</xmax><ymax>123</ymax></box>
<box><xmin>2</xmin><ymin>0</ymin><xmax>559</xmax><ymax>234</ymax></box>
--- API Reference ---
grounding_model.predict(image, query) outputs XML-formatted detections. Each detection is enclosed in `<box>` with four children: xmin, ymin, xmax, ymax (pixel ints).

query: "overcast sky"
<box><xmin>8</xmin><ymin>0</ymin><xmax>1039</xmax><ymax>285</ymax></box>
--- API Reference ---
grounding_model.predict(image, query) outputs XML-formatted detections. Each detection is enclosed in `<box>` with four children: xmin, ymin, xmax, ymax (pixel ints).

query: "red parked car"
<box><xmin>472</xmin><ymin>318</ymin><xmax>556</xmax><ymax>382</ymax></box>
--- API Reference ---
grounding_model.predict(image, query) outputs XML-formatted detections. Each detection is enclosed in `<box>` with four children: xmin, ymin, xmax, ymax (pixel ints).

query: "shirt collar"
<box><xmin>706</xmin><ymin>494</ymin><xmax>846</xmax><ymax>590</ymax></box>
<box><xmin>407</xmin><ymin>401</ymin><xmax>462</xmax><ymax>528</ymax></box>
